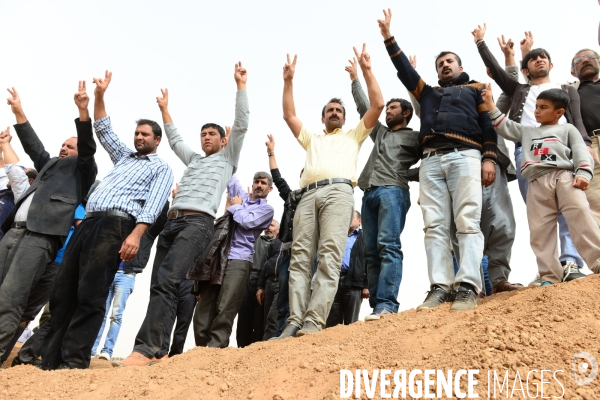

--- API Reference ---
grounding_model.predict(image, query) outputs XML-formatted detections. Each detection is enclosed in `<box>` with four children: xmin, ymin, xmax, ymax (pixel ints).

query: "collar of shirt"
<box><xmin>322</xmin><ymin>128</ymin><xmax>343</xmax><ymax>136</ymax></box>
<box><xmin>128</xmin><ymin>152</ymin><xmax>156</xmax><ymax>161</ymax></box>
<box><xmin>348</xmin><ymin>229</ymin><xmax>359</xmax><ymax>238</ymax></box>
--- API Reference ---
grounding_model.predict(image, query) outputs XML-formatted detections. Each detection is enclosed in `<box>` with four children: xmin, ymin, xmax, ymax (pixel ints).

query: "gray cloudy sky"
<box><xmin>0</xmin><ymin>0</ymin><xmax>598</xmax><ymax>356</ymax></box>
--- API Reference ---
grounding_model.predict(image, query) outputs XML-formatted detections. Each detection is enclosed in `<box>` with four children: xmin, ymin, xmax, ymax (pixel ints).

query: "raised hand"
<box><xmin>481</xmin><ymin>83</ymin><xmax>495</xmax><ymax>108</ymax></box>
<box><xmin>265</xmin><ymin>134</ymin><xmax>275</xmax><ymax>153</ymax></box>
<box><xmin>283</xmin><ymin>54</ymin><xmax>297</xmax><ymax>82</ymax></box>
<box><xmin>74</xmin><ymin>81</ymin><xmax>89</xmax><ymax>111</ymax></box>
<box><xmin>234</xmin><ymin>62</ymin><xmax>247</xmax><ymax>88</ymax></box>
<box><xmin>497</xmin><ymin>35</ymin><xmax>515</xmax><ymax>58</ymax></box>
<box><xmin>354</xmin><ymin>43</ymin><xmax>372</xmax><ymax>72</ymax></box>
<box><xmin>6</xmin><ymin>87</ymin><xmax>22</xmax><ymax>115</ymax></box>
<box><xmin>93</xmin><ymin>70</ymin><xmax>112</xmax><ymax>97</ymax></box>
<box><xmin>520</xmin><ymin>31</ymin><xmax>534</xmax><ymax>57</ymax></box>
<box><xmin>156</xmin><ymin>88</ymin><xmax>168</xmax><ymax>111</ymax></box>
<box><xmin>409</xmin><ymin>55</ymin><xmax>417</xmax><ymax>70</ymax></box>
<box><xmin>377</xmin><ymin>8</ymin><xmax>392</xmax><ymax>39</ymax></box>
<box><xmin>222</xmin><ymin>125</ymin><xmax>231</xmax><ymax>147</ymax></box>
<box><xmin>0</xmin><ymin>127</ymin><xmax>11</xmax><ymax>144</ymax></box>
<box><xmin>345</xmin><ymin>57</ymin><xmax>358</xmax><ymax>81</ymax></box>
<box><xmin>471</xmin><ymin>23</ymin><xmax>487</xmax><ymax>42</ymax></box>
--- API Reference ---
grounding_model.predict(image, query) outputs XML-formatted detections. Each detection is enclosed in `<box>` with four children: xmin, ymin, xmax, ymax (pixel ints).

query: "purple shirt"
<box><xmin>227</xmin><ymin>174</ymin><xmax>274</xmax><ymax>262</ymax></box>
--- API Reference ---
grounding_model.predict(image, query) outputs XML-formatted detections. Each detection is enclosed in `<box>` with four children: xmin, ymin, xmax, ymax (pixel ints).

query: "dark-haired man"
<box><xmin>119</xmin><ymin>62</ymin><xmax>249</xmax><ymax>366</ymax></box>
<box><xmin>346</xmin><ymin>59</ymin><xmax>419</xmax><ymax>320</ymax></box>
<box><xmin>275</xmin><ymin>45</ymin><xmax>384</xmax><ymax>338</ymax></box>
<box><xmin>472</xmin><ymin>25</ymin><xmax>591</xmax><ymax>282</ymax></box>
<box><xmin>571</xmin><ymin>48</ymin><xmax>600</xmax><ymax>227</ymax></box>
<box><xmin>41</xmin><ymin>71</ymin><xmax>173</xmax><ymax>370</ymax></box>
<box><xmin>378</xmin><ymin>9</ymin><xmax>498</xmax><ymax>311</ymax></box>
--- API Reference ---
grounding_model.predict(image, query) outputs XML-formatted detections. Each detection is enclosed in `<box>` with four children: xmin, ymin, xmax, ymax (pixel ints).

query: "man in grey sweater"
<box><xmin>118</xmin><ymin>62</ymin><xmax>249</xmax><ymax>367</ymax></box>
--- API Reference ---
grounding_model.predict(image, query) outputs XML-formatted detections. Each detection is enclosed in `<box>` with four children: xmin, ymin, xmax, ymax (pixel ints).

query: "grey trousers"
<box><xmin>262</xmin><ymin>279</ymin><xmax>279</xmax><ymax>341</ymax></box>
<box><xmin>193</xmin><ymin>260</ymin><xmax>251</xmax><ymax>348</ymax></box>
<box><xmin>452</xmin><ymin>164</ymin><xmax>515</xmax><ymax>288</ymax></box>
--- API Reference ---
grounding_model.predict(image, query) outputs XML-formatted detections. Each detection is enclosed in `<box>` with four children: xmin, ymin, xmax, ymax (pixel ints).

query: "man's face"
<box><xmin>134</xmin><ymin>124</ymin><xmax>160</xmax><ymax>155</ymax></box>
<box><xmin>201</xmin><ymin>128</ymin><xmax>225</xmax><ymax>156</ymax></box>
<box><xmin>535</xmin><ymin>99</ymin><xmax>563</xmax><ymax>125</ymax></box>
<box><xmin>524</xmin><ymin>54</ymin><xmax>552</xmax><ymax>80</ymax></box>
<box><xmin>436</xmin><ymin>54</ymin><xmax>463</xmax><ymax>84</ymax></box>
<box><xmin>572</xmin><ymin>51</ymin><xmax>600</xmax><ymax>81</ymax></box>
<box><xmin>264</xmin><ymin>220</ymin><xmax>280</xmax><ymax>239</ymax></box>
<box><xmin>349</xmin><ymin>211</ymin><xmax>361</xmax><ymax>231</ymax></box>
<box><xmin>251</xmin><ymin>177</ymin><xmax>272</xmax><ymax>200</ymax></box>
<box><xmin>321</xmin><ymin>102</ymin><xmax>346</xmax><ymax>131</ymax></box>
<box><xmin>59</xmin><ymin>137</ymin><xmax>78</xmax><ymax>158</ymax></box>
<box><xmin>385</xmin><ymin>102</ymin><xmax>406</xmax><ymax>127</ymax></box>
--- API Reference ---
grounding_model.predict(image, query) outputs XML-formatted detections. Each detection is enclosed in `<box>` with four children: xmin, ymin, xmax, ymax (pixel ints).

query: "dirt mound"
<box><xmin>2</xmin><ymin>276</ymin><xmax>600</xmax><ymax>399</ymax></box>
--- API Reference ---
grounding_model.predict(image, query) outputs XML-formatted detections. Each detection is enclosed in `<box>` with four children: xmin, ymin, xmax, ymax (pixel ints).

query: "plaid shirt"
<box><xmin>86</xmin><ymin>116</ymin><xmax>174</xmax><ymax>224</ymax></box>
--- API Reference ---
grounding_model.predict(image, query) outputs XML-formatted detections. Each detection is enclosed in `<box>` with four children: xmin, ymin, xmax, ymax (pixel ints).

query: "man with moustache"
<box><xmin>377</xmin><ymin>9</ymin><xmax>498</xmax><ymax>311</ymax></box>
<box><xmin>194</xmin><ymin>172</ymin><xmax>274</xmax><ymax>348</ymax></box>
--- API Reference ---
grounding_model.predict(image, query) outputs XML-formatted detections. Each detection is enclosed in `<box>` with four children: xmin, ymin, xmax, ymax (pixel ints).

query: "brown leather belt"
<box><xmin>167</xmin><ymin>210</ymin><xmax>213</xmax><ymax>220</ymax></box>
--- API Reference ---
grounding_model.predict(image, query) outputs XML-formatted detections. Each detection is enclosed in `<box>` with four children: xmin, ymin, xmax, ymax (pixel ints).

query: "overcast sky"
<box><xmin>1</xmin><ymin>0</ymin><xmax>598</xmax><ymax>356</ymax></box>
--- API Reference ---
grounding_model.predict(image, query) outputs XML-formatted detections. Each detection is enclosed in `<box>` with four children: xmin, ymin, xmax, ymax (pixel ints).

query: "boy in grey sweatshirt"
<box><xmin>482</xmin><ymin>85</ymin><xmax>600</xmax><ymax>284</ymax></box>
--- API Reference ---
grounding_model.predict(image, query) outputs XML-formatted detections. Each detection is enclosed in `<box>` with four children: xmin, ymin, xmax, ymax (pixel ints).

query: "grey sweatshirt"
<box><xmin>489</xmin><ymin>107</ymin><xmax>593</xmax><ymax>183</ymax></box>
<box><xmin>166</xmin><ymin>90</ymin><xmax>249</xmax><ymax>217</ymax></box>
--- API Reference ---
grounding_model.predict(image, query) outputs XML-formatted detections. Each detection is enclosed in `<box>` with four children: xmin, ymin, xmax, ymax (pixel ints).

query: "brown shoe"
<box><xmin>112</xmin><ymin>351</ymin><xmax>155</xmax><ymax>368</ymax></box>
<box><xmin>492</xmin><ymin>280</ymin><xmax>524</xmax><ymax>294</ymax></box>
<box><xmin>152</xmin><ymin>355</ymin><xmax>169</xmax><ymax>365</ymax></box>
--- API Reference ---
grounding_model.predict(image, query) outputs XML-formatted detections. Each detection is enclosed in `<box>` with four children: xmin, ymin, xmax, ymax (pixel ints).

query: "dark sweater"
<box><xmin>578</xmin><ymin>80</ymin><xmax>600</xmax><ymax>135</ymax></box>
<box><xmin>384</xmin><ymin>37</ymin><xmax>498</xmax><ymax>161</ymax></box>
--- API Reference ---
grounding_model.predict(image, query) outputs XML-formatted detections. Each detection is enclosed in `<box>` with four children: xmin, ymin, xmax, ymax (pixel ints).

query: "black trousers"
<box><xmin>134</xmin><ymin>214</ymin><xmax>213</xmax><ymax>358</ymax></box>
<box><xmin>262</xmin><ymin>279</ymin><xmax>279</xmax><ymax>341</ymax></box>
<box><xmin>235</xmin><ymin>274</ymin><xmax>264</xmax><ymax>348</ymax></box>
<box><xmin>325</xmin><ymin>275</ymin><xmax>362</xmax><ymax>328</ymax></box>
<box><xmin>0</xmin><ymin>228</ymin><xmax>61</xmax><ymax>358</ymax></box>
<box><xmin>161</xmin><ymin>279</ymin><xmax>197</xmax><ymax>357</ymax></box>
<box><xmin>15</xmin><ymin>313</ymin><xmax>52</xmax><ymax>365</ymax></box>
<box><xmin>0</xmin><ymin>261</ymin><xmax>61</xmax><ymax>362</ymax></box>
<box><xmin>41</xmin><ymin>215</ymin><xmax>136</xmax><ymax>369</ymax></box>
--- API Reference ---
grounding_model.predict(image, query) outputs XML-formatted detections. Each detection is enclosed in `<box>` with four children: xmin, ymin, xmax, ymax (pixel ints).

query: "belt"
<box><xmin>515</xmin><ymin>142</ymin><xmax>522</xmax><ymax>148</ymax></box>
<box><xmin>167</xmin><ymin>210</ymin><xmax>213</xmax><ymax>220</ymax></box>
<box><xmin>591</xmin><ymin>129</ymin><xmax>600</xmax><ymax>137</ymax></box>
<box><xmin>340</xmin><ymin>270</ymin><xmax>349</xmax><ymax>276</ymax></box>
<box><xmin>421</xmin><ymin>147</ymin><xmax>463</xmax><ymax>159</ymax></box>
<box><xmin>11</xmin><ymin>221</ymin><xmax>27</xmax><ymax>229</ymax></box>
<box><xmin>302</xmin><ymin>178</ymin><xmax>352</xmax><ymax>192</ymax></box>
<box><xmin>86</xmin><ymin>210</ymin><xmax>134</xmax><ymax>220</ymax></box>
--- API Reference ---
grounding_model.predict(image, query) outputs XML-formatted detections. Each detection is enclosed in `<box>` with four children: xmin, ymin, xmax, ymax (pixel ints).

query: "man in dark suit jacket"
<box><xmin>0</xmin><ymin>83</ymin><xmax>97</xmax><ymax>360</ymax></box>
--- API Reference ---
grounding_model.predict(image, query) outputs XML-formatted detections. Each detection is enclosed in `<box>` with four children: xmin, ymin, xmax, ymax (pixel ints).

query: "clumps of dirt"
<box><xmin>2</xmin><ymin>276</ymin><xmax>600</xmax><ymax>399</ymax></box>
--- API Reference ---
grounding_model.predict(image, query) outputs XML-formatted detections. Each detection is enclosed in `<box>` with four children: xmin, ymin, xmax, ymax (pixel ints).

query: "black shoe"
<box><xmin>57</xmin><ymin>363</ymin><xmax>71</xmax><ymax>370</ymax></box>
<box><xmin>562</xmin><ymin>261</ymin><xmax>586</xmax><ymax>282</ymax></box>
<box><xmin>269</xmin><ymin>324</ymin><xmax>299</xmax><ymax>340</ymax></box>
<box><xmin>11</xmin><ymin>356</ymin><xmax>42</xmax><ymax>368</ymax></box>
<box><xmin>417</xmin><ymin>285</ymin><xmax>450</xmax><ymax>310</ymax></box>
<box><xmin>450</xmin><ymin>285</ymin><xmax>478</xmax><ymax>311</ymax></box>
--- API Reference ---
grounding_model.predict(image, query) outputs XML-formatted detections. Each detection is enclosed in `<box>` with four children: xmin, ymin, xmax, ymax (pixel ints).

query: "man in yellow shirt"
<box><xmin>274</xmin><ymin>45</ymin><xmax>384</xmax><ymax>338</ymax></box>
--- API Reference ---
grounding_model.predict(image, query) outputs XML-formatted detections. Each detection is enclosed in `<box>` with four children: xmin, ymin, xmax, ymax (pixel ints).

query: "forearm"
<box><xmin>282</xmin><ymin>81</ymin><xmax>301</xmax><ymax>137</ymax></box>
<box><xmin>94</xmin><ymin>94</ymin><xmax>107</xmax><ymax>121</ymax></box>
<box><xmin>488</xmin><ymin>108</ymin><xmax>522</xmax><ymax>142</ymax></box>
<box><xmin>79</xmin><ymin>107</ymin><xmax>90</xmax><ymax>122</ymax></box>
<box><xmin>229</xmin><ymin>206</ymin><xmax>274</xmax><ymax>229</ymax></box>
<box><xmin>476</xmin><ymin>40</ymin><xmax>517</xmax><ymax>96</ymax></box>
<box><xmin>12</xmin><ymin>108</ymin><xmax>27</xmax><ymax>124</ymax></box>
<box><xmin>128</xmin><ymin>223</ymin><xmax>150</xmax><ymax>241</ymax></box>
<box><xmin>362</xmin><ymin>70</ymin><xmax>384</xmax><ymax>111</ymax></box>
<box><xmin>268</xmin><ymin>153</ymin><xmax>278</xmax><ymax>170</ymax></box>
<box><xmin>384</xmin><ymin>37</ymin><xmax>426</xmax><ymax>100</ymax></box>
<box><xmin>160</xmin><ymin>108</ymin><xmax>173</xmax><ymax>124</ymax></box>
<box><xmin>351</xmin><ymin>79</ymin><xmax>370</xmax><ymax>119</ymax></box>
<box><xmin>1</xmin><ymin>142</ymin><xmax>19</xmax><ymax>164</ymax></box>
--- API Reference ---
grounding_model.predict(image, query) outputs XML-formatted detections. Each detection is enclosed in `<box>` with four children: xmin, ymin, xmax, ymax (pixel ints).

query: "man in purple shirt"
<box><xmin>193</xmin><ymin>172</ymin><xmax>274</xmax><ymax>348</ymax></box>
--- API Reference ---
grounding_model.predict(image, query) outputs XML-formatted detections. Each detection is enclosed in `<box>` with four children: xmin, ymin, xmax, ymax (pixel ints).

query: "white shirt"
<box><xmin>520</xmin><ymin>82</ymin><xmax>567</xmax><ymax>127</ymax></box>
<box><xmin>5</xmin><ymin>164</ymin><xmax>33</xmax><ymax>222</ymax></box>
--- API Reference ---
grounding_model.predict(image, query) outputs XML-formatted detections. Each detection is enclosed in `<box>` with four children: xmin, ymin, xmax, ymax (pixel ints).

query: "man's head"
<box><xmin>59</xmin><ymin>137</ymin><xmax>78</xmax><ymax>158</ymax></box>
<box><xmin>251</xmin><ymin>171</ymin><xmax>273</xmax><ymax>200</ymax></box>
<box><xmin>521</xmin><ymin>49</ymin><xmax>553</xmax><ymax>80</ymax></box>
<box><xmin>134</xmin><ymin>119</ymin><xmax>162</xmax><ymax>156</ymax></box>
<box><xmin>571</xmin><ymin>48</ymin><xmax>600</xmax><ymax>82</ymax></box>
<box><xmin>385</xmin><ymin>98</ymin><xmax>413</xmax><ymax>128</ymax></box>
<box><xmin>349</xmin><ymin>210</ymin><xmax>361</xmax><ymax>232</ymax></box>
<box><xmin>25</xmin><ymin>168</ymin><xmax>37</xmax><ymax>185</ymax></box>
<box><xmin>264</xmin><ymin>219</ymin><xmax>280</xmax><ymax>239</ymax></box>
<box><xmin>535</xmin><ymin>89</ymin><xmax>569</xmax><ymax>125</ymax></box>
<box><xmin>201</xmin><ymin>123</ymin><xmax>226</xmax><ymax>156</ymax></box>
<box><xmin>321</xmin><ymin>98</ymin><xmax>346</xmax><ymax>132</ymax></box>
<box><xmin>435</xmin><ymin>51</ymin><xmax>463</xmax><ymax>84</ymax></box>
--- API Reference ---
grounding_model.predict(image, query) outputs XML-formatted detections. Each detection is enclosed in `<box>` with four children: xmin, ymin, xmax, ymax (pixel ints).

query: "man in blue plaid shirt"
<box><xmin>41</xmin><ymin>71</ymin><xmax>174</xmax><ymax>370</ymax></box>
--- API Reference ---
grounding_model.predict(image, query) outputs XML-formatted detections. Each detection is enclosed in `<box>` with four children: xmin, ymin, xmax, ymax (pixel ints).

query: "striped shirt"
<box><xmin>87</xmin><ymin>116</ymin><xmax>174</xmax><ymax>224</ymax></box>
<box><xmin>297</xmin><ymin>119</ymin><xmax>372</xmax><ymax>188</ymax></box>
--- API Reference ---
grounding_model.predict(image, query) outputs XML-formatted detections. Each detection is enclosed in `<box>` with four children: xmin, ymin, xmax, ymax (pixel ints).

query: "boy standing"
<box><xmin>482</xmin><ymin>85</ymin><xmax>600</xmax><ymax>284</ymax></box>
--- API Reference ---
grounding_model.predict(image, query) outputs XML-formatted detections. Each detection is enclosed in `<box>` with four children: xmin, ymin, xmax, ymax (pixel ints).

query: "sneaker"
<box><xmin>296</xmin><ymin>320</ymin><xmax>321</xmax><ymax>337</ymax></box>
<box><xmin>528</xmin><ymin>275</ymin><xmax>543</xmax><ymax>287</ymax></box>
<box><xmin>450</xmin><ymin>286</ymin><xmax>477</xmax><ymax>311</ymax></box>
<box><xmin>540</xmin><ymin>281</ymin><xmax>552</xmax><ymax>287</ymax></box>
<box><xmin>562</xmin><ymin>261</ymin><xmax>586</xmax><ymax>282</ymax></box>
<box><xmin>364</xmin><ymin>308</ymin><xmax>393</xmax><ymax>321</ymax></box>
<box><xmin>417</xmin><ymin>286</ymin><xmax>450</xmax><ymax>311</ymax></box>
<box><xmin>98</xmin><ymin>352</ymin><xmax>111</xmax><ymax>361</ymax></box>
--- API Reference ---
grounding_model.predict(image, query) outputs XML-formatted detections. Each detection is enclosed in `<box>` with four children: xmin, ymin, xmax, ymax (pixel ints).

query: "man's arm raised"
<box><xmin>223</xmin><ymin>62</ymin><xmax>249</xmax><ymax>166</ymax></box>
<box><xmin>93</xmin><ymin>70</ymin><xmax>112</xmax><ymax>121</ymax></box>
<box><xmin>157</xmin><ymin>88</ymin><xmax>195</xmax><ymax>166</ymax></box>
<box><xmin>354</xmin><ymin>43</ymin><xmax>384</xmax><ymax>130</ymax></box>
<box><xmin>74</xmin><ymin>80</ymin><xmax>98</xmax><ymax>194</ymax></box>
<box><xmin>282</xmin><ymin>54</ymin><xmax>302</xmax><ymax>138</ymax></box>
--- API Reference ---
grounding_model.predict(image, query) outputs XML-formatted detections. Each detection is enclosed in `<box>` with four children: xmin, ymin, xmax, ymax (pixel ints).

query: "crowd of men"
<box><xmin>0</xmin><ymin>8</ymin><xmax>599</xmax><ymax>370</ymax></box>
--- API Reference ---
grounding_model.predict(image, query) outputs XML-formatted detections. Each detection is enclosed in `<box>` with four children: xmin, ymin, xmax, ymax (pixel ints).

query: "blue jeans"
<box><xmin>515</xmin><ymin>146</ymin><xmax>584</xmax><ymax>266</ymax></box>
<box><xmin>276</xmin><ymin>248</ymin><xmax>291</xmax><ymax>335</ymax></box>
<box><xmin>362</xmin><ymin>186</ymin><xmax>410</xmax><ymax>313</ymax></box>
<box><xmin>92</xmin><ymin>271</ymin><xmax>135</xmax><ymax>357</ymax></box>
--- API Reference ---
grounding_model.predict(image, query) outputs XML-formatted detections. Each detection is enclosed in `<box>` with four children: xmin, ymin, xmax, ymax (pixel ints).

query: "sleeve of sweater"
<box><xmin>476</xmin><ymin>40</ymin><xmax>519</xmax><ymax>97</ymax></box>
<box><xmin>566</xmin><ymin>85</ymin><xmax>592</xmax><ymax>146</ymax></box>
<box><xmin>476</xmin><ymin>88</ymin><xmax>498</xmax><ymax>162</ymax></box>
<box><xmin>569</xmin><ymin>125</ymin><xmax>594</xmax><ymax>182</ymax></box>
<box><xmin>488</xmin><ymin>108</ymin><xmax>524</xmax><ymax>143</ymax></box>
<box><xmin>383</xmin><ymin>37</ymin><xmax>429</xmax><ymax>101</ymax></box>
<box><xmin>496</xmin><ymin>65</ymin><xmax>519</xmax><ymax>114</ymax></box>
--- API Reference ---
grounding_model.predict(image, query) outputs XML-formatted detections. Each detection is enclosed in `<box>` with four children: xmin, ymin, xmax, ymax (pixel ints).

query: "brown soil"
<box><xmin>2</xmin><ymin>276</ymin><xmax>600</xmax><ymax>399</ymax></box>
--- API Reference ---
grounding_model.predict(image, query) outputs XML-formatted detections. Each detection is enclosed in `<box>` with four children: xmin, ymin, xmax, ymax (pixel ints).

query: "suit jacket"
<box><xmin>2</xmin><ymin>118</ymin><xmax>97</xmax><ymax>237</ymax></box>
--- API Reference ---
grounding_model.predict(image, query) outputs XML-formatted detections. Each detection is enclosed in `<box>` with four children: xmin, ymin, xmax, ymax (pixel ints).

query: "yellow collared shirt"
<box><xmin>297</xmin><ymin>119</ymin><xmax>372</xmax><ymax>188</ymax></box>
